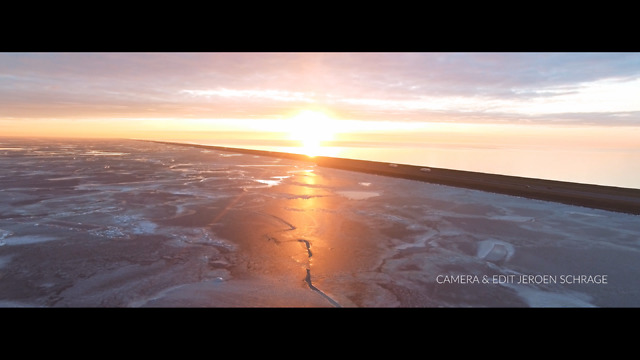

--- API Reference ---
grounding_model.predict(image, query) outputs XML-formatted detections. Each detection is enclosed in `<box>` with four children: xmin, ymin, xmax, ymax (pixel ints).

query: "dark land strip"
<box><xmin>145</xmin><ymin>140</ymin><xmax>640</xmax><ymax>215</ymax></box>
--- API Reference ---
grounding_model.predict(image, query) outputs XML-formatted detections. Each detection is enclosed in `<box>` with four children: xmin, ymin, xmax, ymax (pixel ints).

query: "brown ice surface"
<box><xmin>1</xmin><ymin>138</ymin><xmax>639</xmax><ymax>307</ymax></box>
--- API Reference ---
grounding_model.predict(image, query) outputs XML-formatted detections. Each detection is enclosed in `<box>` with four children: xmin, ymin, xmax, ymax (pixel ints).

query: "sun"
<box><xmin>287</xmin><ymin>110</ymin><xmax>338</xmax><ymax>157</ymax></box>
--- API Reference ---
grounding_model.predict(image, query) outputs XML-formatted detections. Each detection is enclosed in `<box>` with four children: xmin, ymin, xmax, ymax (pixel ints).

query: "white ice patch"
<box><xmin>253</xmin><ymin>176</ymin><xmax>290</xmax><ymax>187</ymax></box>
<box><xmin>406</xmin><ymin>223</ymin><xmax>429</xmax><ymax>231</ymax></box>
<box><xmin>89</xmin><ymin>227</ymin><xmax>127</xmax><ymax>239</ymax></box>
<box><xmin>47</xmin><ymin>176</ymin><xmax>90</xmax><ymax>181</ymax></box>
<box><xmin>254</xmin><ymin>179</ymin><xmax>281</xmax><ymax>187</ymax></box>
<box><xmin>83</xmin><ymin>150</ymin><xmax>128</xmax><ymax>156</ymax></box>
<box><xmin>566</xmin><ymin>211</ymin><xmax>607</xmax><ymax>218</ymax></box>
<box><xmin>336</xmin><ymin>190</ymin><xmax>380</xmax><ymax>200</ymax></box>
<box><xmin>132</xmin><ymin>220</ymin><xmax>158</xmax><ymax>235</ymax></box>
<box><xmin>0</xmin><ymin>229</ymin><xmax>12</xmax><ymax>240</ymax></box>
<box><xmin>0</xmin><ymin>300</ymin><xmax>39</xmax><ymax>308</ymax></box>
<box><xmin>477</xmin><ymin>239</ymin><xmax>515</xmax><ymax>262</ymax></box>
<box><xmin>113</xmin><ymin>215</ymin><xmax>158</xmax><ymax>235</ymax></box>
<box><xmin>1</xmin><ymin>235</ymin><xmax>60</xmax><ymax>246</ymax></box>
<box><xmin>489</xmin><ymin>215</ymin><xmax>535</xmax><ymax>222</ymax></box>
<box><xmin>167</xmin><ymin>228</ymin><xmax>238</xmax><ymax>251</ymax></box>
<box><xmin>287</xmin><ymin>169</ymin><xmax>315</xmax><ymax>174</ymax></box>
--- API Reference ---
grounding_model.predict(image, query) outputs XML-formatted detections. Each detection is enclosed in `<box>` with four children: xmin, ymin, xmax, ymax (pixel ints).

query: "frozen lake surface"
<box><xmin>0</xmin><ymin>138</ymin><xmax>639</xmax><ymax>307</ymax></box>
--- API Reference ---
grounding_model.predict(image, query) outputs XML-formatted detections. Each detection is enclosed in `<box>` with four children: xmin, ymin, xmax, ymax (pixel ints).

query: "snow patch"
<box><xmin>490</xmin><ymin>215</ymin><xmax>535</xmax><ymax>222</ymax></box>
<box><xmin>2</xmin><ymin>235</ymin><xmax>61</xmax><ymax>246</ymax></box>
<box><xmin>336</xmin><ymin>190</ymin><xmax>380</xmax><ymax>200</ymax></box>
<box><xmin>477</xmin><ymin>239</ymin><xmax>515</xmax><ymax>262</ymax></box>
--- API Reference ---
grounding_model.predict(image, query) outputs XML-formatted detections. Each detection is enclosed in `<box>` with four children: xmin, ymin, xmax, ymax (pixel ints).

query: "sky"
<box><xmin>1</xmin><ymin>52</ymin><xmax>639</xmax><ymax>146</ymax></box>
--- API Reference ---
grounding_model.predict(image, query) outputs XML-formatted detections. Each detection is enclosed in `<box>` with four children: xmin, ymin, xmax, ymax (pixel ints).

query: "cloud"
<box><xmin>180</xmin><ymin>88</ymin><xmax>315</xmax><ymax>103</ymax></box>
<box><xmin>1</xmin><ymin>52</ymin><xmax>640</xmax><ymax>126</ymax></box>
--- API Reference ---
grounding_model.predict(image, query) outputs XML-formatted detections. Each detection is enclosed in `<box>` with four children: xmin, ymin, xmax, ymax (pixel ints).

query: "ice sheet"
<box><xmin>0</xmin><ymin>137</ymin><xmax>638</xmax><ymax>307</ymax></box>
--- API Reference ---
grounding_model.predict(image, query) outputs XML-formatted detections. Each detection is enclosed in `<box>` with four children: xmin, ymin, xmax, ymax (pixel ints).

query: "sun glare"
<box><xmin>287</xmin><ymin>110</ymin><xmax>338</xmax><ymax>157</ymax></box>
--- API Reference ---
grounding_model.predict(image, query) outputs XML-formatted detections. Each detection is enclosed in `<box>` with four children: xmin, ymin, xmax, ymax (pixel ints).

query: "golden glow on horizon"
<box><xmin>2</xmin><ymin>116</ymin><xmax>639</xmax><ymax>155</ymax></box>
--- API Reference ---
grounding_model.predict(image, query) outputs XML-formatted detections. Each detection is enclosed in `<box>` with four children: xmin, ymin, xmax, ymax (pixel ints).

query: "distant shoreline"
<box><xmin>146</xmin><ymin>140</ymin><xmax>640</xmax><ymax>215</ymax></box>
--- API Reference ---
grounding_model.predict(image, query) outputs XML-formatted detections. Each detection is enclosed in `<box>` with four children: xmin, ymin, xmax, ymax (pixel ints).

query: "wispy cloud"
<box><xmin>180</xmin><ymin>88</ymin><xmax>316</xmax><ymax>102</ymax></box>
